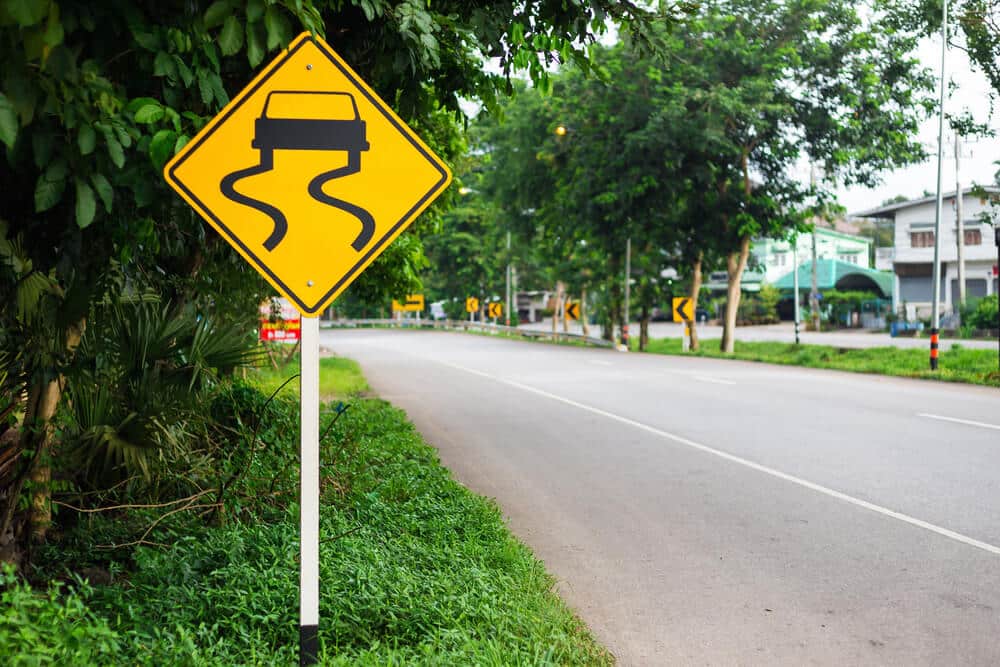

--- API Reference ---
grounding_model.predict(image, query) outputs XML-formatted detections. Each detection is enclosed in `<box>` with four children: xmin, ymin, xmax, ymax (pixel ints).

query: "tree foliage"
<box><xmin>0</xmin><ymin>0</ymin><xmax>669</xmax><ymax>555</ymax></box>
<box><xmin>476</xmin><ymin>0</ymin><xmax>935</xmax><ymax>351</ymax></box>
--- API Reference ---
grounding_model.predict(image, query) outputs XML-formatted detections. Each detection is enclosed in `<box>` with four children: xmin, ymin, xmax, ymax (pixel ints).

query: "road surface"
<box><xmin>324</xmin><ymin>328</ymin><xmax>1000</xmax><ymax>665</ymax></box>
<box><xmin>521</xmin><ymin>319</ymin><xmax>999</xmax><ymax>351</ymax></box>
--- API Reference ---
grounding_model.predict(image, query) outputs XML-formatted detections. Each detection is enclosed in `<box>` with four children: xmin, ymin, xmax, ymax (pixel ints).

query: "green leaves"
<box><xmin>3</xmin><ymin>0</ymin><xmax>49</xmax><ymax>27</ymax></box>
<box><xmin>263</xmin><ymin>6</ymin><xmax>292</xmax><ymax>51</ymax></box>
<box><xmin>149</xmin><ymin>129</ymin><xmax>177</xmax><ymax>170</ymax></box>
<box><xmin>203</xmin><ymin>0</ymin><xmax>232</xmax><ymax>29</ymax></box>
<box><xmin>90</xmin><ymin>173</ymin><xmax>113</xmax><ymax>213</ymax></box>
<box><xmin>219</xmin><ymin>15</ymin><xmax>244</xmax><ymax>56</ymax></box>
<box><xmin>77</xmin><ymin>124</ymin><xmax>96</xmax><ymax>155</ymax></box>
<box><xmin>134</xmin><ymin>104</ymin><xmax>164</xmax><ymax>124</ymax></box>
<box><xmin>34</xmin><ymin>160</ymin><xmax>67</xmax><ymax>212</ymax></box>
<box><xmin>74</xmin><ymin>178</ymin><xmax>96</xmax><ymax>228</ymax></box>
<box><xmin>0</xmin><ymin>92</ymin><xmax>17</xmax><ymax>149</ymax></box>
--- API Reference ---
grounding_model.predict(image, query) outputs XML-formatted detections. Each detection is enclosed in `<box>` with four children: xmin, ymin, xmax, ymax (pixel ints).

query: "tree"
<box><xmin>649</xmin><ymin>0</ymin><xmax>935</xmax><ymax>353</ymax></box>
<box><xmin>0</xmin><ymin>0</ymin><xmax>667</xmax><ymax>555</ymax></box>
<box><xmin>885</xmin><ymin>0</ymin><xmax>1000</xmax><ymax>99</ymax></box>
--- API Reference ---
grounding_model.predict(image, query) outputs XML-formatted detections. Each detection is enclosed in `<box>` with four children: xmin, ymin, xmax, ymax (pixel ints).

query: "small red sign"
<box><xmin>259</xmin><ymin>298</ymin><xmax>301</xmax><ymax>342</ymax></box>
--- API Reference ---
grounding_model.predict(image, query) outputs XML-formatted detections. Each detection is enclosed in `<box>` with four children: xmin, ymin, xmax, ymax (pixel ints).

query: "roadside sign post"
<box><xmin>673</xmin><ymin>297</ymin><xmax>694</xmax><ymax>351</ymax></box>
<box><xmin>488</xmin><ymin>302</ymin><xmax>502</xmax><ymax>323</ymax></box>
<box><xmin>163</xmin><ymin>32</ymin><xmax>451</xmax><ymax>666</ymax></box>
<box><xmin>300</xmin><ymin>316</ymin><xmax>320</xmax><ymax>663</ymax></box>
<box><xmin>466</xmin><ymin>297</ymin><xmax>479</xmax><ymax>324</ymax></box>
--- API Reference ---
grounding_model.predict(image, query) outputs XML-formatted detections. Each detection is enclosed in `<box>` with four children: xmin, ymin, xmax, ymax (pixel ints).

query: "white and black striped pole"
<box><xmin>300</xmin><ymin>315</ymin><xmax>320</xmax><ymax>664</ymax></box>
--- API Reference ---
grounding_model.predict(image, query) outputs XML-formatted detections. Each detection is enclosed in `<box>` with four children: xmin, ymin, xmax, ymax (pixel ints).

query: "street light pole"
<box><xmin>929</xmin><ymin>0</ymin><xmax>948</xmax><ymax>371</ymax></box>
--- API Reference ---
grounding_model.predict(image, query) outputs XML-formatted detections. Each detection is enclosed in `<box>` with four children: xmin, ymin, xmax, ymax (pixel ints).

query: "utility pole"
<box><xmin>505</xmin><ymin>230</ymin><xmax>512</xmax><ymax>327</ymax></box>
<box><xmin>955</xmin><ymin>134</ymin><xmax>966</xmax><ymax>308</ymax></box>
<box><xmin>809</xmin><ymin>164</ymin><xmax>820</xmax><ymax>332</ymax></box>
<box><xmin>929</xmin><ymin>0</ymin><xmax>948</xmax><ymax>371</ymax></box>
<box><xmin>995</xmin><ymin>225</ymin><xmax>1000</xmax><ymax>371</ymax></box>
<box><xmin>623</xmin><ymin>237</ymin><xmax>631</xmax><ymax>348</ymax></box>
<box><xmin>793</xmin><ymin>234</ymin><xmax>801</xmax><ymax>344</ymax></box>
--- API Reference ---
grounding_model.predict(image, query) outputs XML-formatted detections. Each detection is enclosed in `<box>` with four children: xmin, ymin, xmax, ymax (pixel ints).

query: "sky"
<box><xmin>833</xmin><ymin>34</ymin><xmax>999</xmax><ymax>215</ymax></box>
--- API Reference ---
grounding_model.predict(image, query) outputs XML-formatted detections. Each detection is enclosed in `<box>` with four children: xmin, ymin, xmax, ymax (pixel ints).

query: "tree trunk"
<box><xmin>26</xmin><ymin>319</ymin><xmax>85</xmax><ymax>546</ymax></box>
<box><xmin>551</xmin><ymin>282</ymin><xmax>564</xmax><ymax>337</ymax></box>
<box><xmin>639</xmin><ymin>303</ymin><xmax>650</xmax><ymax>351</ymax></box>
<box><xmin>689</xmin><ymin>254</ymin><xmax>703</xmax><ymax>352</ymax></box>
<box><xmin>580</xmin><ymin>287</ymin><xmax>590</xmax><ymax>336</ymax></box>
<box><xmin>720</xmin><ymin>238</ymin><xmax>751</xmax><ymax>354</ymax></box>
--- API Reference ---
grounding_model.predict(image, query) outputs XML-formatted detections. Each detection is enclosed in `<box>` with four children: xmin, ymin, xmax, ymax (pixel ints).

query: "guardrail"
<box><xmin>321</xmin><ymin>318</ymin><xmax>617</xmax><ymax>348</ymax></box>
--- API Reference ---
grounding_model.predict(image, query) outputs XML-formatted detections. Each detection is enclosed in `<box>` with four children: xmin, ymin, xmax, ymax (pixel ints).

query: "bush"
<box><xmin>967</xmin><ymin>295</ymin><xmax>999</xmax><ymax>331</ymax></box>
<box><xmin>0</xmin><ymin>565</ymin><xmax>123</xmax><ymax>665</ymax></box>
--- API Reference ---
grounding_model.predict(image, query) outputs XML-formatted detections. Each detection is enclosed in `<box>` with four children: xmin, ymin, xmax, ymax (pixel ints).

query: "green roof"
<box><xmin>773</xmin><ymin>259</ymin><xmax>893</xmax><ymax>298</ymax></box>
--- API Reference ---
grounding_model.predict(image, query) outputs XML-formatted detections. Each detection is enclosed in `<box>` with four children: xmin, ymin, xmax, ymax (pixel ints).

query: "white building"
<box><xmin>854</xmin><ymin>188</ymin><xmax>999</xmax><ymax>319</ymax></box>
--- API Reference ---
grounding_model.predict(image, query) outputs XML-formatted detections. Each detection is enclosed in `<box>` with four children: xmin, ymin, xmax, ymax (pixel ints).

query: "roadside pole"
<box><xmin>995</xmin><ymin>226</ymin><xmax>999</xmax><ymax>370</ymax></box>
<box><xmin>929</xmin><ymin>0</ymin><xmax>948</xmax><ymax>371</ymax></box>
<box><xmin>793</xmin><ymin>234</ymin><xmax>801</xmax><ymax>344</ymax></box>
<box><xmin>505</xmin><ymin>230</ymin><xmax>512</xmax><ymax>327</ymax></box>
<box><xmin>622</xmin><ymin>237</ymin><xmax>631</xmax><ymax>348</ymax></box>
<box><xmin>300</xmin><ymin>316</ymin><xmax>320</xmax><ymax>665</ymax></box>
<box><xmin>956</xmin><ymin>135</ymin><xmax>966</xmax><ymax>308</ymax></box>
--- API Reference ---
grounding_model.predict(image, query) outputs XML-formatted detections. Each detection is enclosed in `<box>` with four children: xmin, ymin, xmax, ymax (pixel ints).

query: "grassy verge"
<box><xmin>13</xmin><ymin>359</ymin><xmax>608</xmax><ymax>665</ymax></box>
<box><xmin>637</xmin><ymin>337</ymin><xmax>1000</xmax><ymax>387</ymax></box>
<box><xmin>252</xmin><ymin>350</ymin><xmax>370</xmax><ymax>399</ymax></box>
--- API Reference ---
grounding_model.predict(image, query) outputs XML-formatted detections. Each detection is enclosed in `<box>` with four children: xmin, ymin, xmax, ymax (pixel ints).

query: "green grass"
<box><xmin>18</xmin><ymin>362</ymin><xmax>608</xmax><ymax>665</ymax></box>
<box><xmin>251</xmin><ymin>352</ymin><xmax>370</xmax><ymax>399</ymax></box>
<box><xmin>638</xmin><ymin>337</ymin><xmax>1000</xmax><ymax>387</ymax></box>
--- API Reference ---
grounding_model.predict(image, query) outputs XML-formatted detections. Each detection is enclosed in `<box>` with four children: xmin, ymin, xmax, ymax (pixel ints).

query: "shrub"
<box><xmin>967</xmin><ymin>295</ymin><xmax>998</xmax><ymax>331</ymax></box>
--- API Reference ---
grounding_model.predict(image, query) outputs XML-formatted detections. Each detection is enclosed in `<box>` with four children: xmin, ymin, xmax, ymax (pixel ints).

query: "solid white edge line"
<box><xmin>440</xmin><ymin>360</ymin><xmax>1000</xmax><ymax>558</ymax></box>
<box><xmin>694</xmin><ymin>375</ymin><xmax>737</xmax><ymax>386</ymax></box>
<box><xmin>917</xmin><ymin>412</ymin><xmax>1000</xmax><ymax>432</ymax></box>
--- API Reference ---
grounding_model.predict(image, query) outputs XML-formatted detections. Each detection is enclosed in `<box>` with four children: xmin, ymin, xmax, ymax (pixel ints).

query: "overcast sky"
<box><xmin>834</xmin><ymin>34</ymin><xmax>999</xmax><ymax>215</ymax></box>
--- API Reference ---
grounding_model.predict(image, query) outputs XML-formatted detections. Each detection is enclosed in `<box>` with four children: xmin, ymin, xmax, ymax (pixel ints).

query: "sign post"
<box><xmin>162</xmin><ymin>32</ymin><xmax>452</xmax><ymax>665</ymax></box>
<box><xmin>299</xmin><ymin>315</ymin><xmax>320</xmax><ymax>663</ymax></box>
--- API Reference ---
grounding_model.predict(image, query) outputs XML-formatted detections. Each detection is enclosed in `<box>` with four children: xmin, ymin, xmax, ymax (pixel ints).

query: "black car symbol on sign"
<box><xmin>220</xmin><ymin>91</ymin><xmax>375</xmax><ymax>253</ymax></box>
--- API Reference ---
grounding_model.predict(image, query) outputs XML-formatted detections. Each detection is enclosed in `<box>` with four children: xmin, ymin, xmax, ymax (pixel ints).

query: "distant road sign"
<box><xmin>673</xmin><ymin>297</ymin><xmax>693</xmax><ymax>322</ymax></box>
<box><xmin>466</xmin><ymin>297</ymin><xmax>480</xmax><ymax>313</ymax></box>
<box><xmin>392</xmin><ymin>295</ymin><xmax>424</xmax><ymax>312</ymax></box>
<box><xmin>565</xmin><ymin>301</ymin><xmax>581</xmax><ymax>321</ymax></box>
<box><xmin>164</xmin><ymin>32</ymin><xmax>452</xmax><ymax>316</ymax></box>
<box><xmin>488</xmin><ymin>302</ymin><xmax>503</xmax><ymax>318</ymax></box>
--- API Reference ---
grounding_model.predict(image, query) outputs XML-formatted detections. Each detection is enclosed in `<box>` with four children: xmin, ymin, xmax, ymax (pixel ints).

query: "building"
<box><xmin>705</xmin><ymin>227</ymin><xmax>873</xmax><ymax>292</ymax></box>
<box><xmin>853</xmin><ymin>187</ymin><xmax>1000</xmax><ymax>319</ymax></box>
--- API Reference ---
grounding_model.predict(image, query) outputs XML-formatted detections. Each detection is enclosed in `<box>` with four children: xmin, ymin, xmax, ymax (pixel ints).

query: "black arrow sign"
<box><xmin>565</xmin><ymin>302</ymin><xmax>580</xmax><ymax>320</ymax></box>
<box><xmin>674</xmin><ymin>298</ymin><xmax>691</xmax><ymax>322</ymax></box>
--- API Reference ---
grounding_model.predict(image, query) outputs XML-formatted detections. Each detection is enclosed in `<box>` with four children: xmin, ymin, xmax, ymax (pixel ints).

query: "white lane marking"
<box><xmin>694</xmin><ymin>375</ymin><xmax>737</xmax><ymax>386</ymax></box>
<box><xmin>440</xmin><ymin>360</ymin><xmax>1000</xmax><ymax>558</ymax></box>
<box><xmin>917</xmin><ymin>413</ymin><xmax>1000</xmax><ymax>432</ymax></box>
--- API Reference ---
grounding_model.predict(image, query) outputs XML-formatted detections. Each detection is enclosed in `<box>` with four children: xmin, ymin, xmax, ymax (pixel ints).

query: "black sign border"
<box><xmin>167</xmin><ymin>36</ymin><xmax>450</xmax><ymax>314</ymax></box>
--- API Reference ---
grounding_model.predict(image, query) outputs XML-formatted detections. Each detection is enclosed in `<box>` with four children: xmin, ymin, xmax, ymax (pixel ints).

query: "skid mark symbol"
<box><xmin>220</xmin><ymin>91</ymin><xmax>374</xmax><ymax>252</ymax></box>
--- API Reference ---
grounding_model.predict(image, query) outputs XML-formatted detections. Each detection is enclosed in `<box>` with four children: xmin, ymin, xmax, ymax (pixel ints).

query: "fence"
<box><xmin>321</xmin><ymin>318</ymin><xmax>616</xmax><ymax>348</ymax></box>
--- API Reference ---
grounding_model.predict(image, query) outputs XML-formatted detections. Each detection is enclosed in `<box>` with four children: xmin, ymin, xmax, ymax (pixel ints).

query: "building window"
<box><xmin>838</xmin><ymin>254</ymin><xmax>859</xmax><ymax>265</ymax></box>
<box><xmin>964</xmin><ymin>229</ymin><xmax>982</xmax><ymax>246</ymax></box>
<box><xmin>774</xmin><ymin>253</ymin><xmax>787</xmax><ymax>267</ymax></box>
<box><xmin>911</xmin><ymin>231</ymin><xmax>934</xmax><ymax>248</ymax></box>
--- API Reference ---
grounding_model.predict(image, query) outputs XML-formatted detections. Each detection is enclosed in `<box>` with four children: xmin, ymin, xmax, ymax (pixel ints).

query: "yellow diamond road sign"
<box><xmin>164</xmin><ymin>32</ymin><xmax>452</xmax><ymax>316</ymax></box>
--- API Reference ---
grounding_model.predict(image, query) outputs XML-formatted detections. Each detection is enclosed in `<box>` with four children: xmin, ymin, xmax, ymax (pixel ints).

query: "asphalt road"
<box><xmin>323</xmin><ymin>328</ymin><xmax>1000</xmax><ymax>666</ymax></box>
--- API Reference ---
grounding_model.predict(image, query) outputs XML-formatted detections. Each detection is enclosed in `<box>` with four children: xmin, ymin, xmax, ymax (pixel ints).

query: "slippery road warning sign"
<box><xmin>164</xmin><ymin>32</ymin><xmax>452</xmax><ymax>315</ymax></box>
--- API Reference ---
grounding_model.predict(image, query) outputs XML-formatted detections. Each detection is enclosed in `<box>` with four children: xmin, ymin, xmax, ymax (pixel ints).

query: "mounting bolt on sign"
<box><xmin>162</xmin><ymin>32</ymin><xmax>451</xmax><ymax>666</ymax></box>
